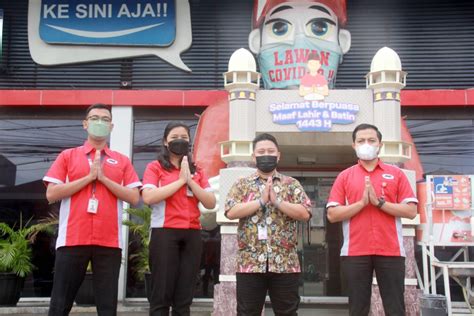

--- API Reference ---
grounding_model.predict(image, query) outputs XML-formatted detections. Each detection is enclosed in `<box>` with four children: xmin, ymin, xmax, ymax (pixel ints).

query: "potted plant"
<box><xmin>123</xmin><ymin>205</ymin><xmax>151</xmax><ymax>301</ymax></box>
<box><xmin>0</xmin><ymin>214</ymin><xmax>57</xmax><ymax>306</ymax></box>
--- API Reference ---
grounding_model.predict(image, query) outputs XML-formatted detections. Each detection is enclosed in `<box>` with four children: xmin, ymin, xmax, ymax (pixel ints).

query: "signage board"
<box><xmin>39</xmin><ymin>0</ymin><xmax>175</xmax><ymax>47</ymax></box>
<box><xmin>255</xmin><ymin>90</ymin><xmax>370</xmax><ymax>133</ymax></box>
<box><xmin>433</xmin><ymin>175</ymin><xmax>471</xmax><ymax>210</ymax></box>
<box><xmin>28</xmin><ymin>0</ymin><xmax>192</xmax><ymax>72</ymax></box>
<box><xmin>270</xmin><ymin>99</ymin><xmax>359</xmax><ymax>132</ymax></box>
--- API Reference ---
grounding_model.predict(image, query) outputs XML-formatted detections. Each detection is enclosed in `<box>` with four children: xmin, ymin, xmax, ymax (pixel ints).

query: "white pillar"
<box><xmin>109</xmin><ymin>105</ymin><xmax>134</xmax><ymax>302</ymax></box>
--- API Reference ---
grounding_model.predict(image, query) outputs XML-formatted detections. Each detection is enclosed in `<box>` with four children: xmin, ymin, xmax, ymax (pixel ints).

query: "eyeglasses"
<box><xmin>87</xmin><ymin>115</ymin><xmax>112</xmax><ymax>123</ymax></box>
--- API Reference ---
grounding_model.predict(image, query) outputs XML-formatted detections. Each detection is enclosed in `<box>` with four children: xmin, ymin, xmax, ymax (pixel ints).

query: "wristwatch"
<box><xmin>377</xmin><ymin>197</ymin><xmax>386</xmax><ymax>209</ymax></box>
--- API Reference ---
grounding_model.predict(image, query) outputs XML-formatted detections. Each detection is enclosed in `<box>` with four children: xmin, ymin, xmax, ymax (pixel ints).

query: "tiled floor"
<box><xmin>13</xmin><ymin>312</ymin><xmax>348</xmax><ymax>316</ymax></box>
<box><xmin>265</xmin><ymin>308</ymin><xmax>348</xmax><ymax>316</ymax></box>
<box><xmin>11</xmin><ymin>311</ymin><xmax>349</xmax><ymax>316</ymax></box>
<box><xmin>1</xmin><ymin>301</ymin><xmax>349</xmax><ymax>315</ymax></box>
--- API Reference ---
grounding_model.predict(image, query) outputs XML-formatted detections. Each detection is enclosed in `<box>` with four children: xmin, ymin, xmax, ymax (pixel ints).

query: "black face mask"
<box><xmin>168</xmin><ymin>139</ymin><xmax>189</xmax><ymax>156</ymax></box>
<box><xmin>256</xmin><ymin>155</ymin><xmax>278</xmax><ymax>173</ymax></box>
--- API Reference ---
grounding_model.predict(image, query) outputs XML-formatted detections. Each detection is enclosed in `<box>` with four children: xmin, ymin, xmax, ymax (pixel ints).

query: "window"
<box><xmin>0</xmin><ymin>109</ymin><xmax>84</xmax><ymax>297</ymax></box>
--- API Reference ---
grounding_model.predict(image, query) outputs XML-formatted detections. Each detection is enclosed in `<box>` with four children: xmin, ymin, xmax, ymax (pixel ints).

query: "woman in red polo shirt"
<box><xmin>142</xmin><ymin>121</ymin><xmax>216</xmax><ymax>316</ymax></box>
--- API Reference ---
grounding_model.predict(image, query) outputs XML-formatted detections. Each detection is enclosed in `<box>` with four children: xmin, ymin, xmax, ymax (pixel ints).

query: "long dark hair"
<box><xmin>157</xmin><ymin>121</ymin><xmax>196</xmax><ymax>174</ymax></box>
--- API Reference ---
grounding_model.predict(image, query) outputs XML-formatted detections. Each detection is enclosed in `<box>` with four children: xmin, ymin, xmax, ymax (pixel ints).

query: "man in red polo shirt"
<box><xmin>43</xmin><ymin>103</ymin><xmax>141</xmax><ymax>316</ymax></box>
<box><xmin>327</xmin><ymin>123</ymin><xmax>417</xmax><ymax>316</ymax></box>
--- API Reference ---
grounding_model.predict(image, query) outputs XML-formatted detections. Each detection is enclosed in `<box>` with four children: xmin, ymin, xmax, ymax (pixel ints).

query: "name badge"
<box><xmin>258</xmin><ymin>224</ymin><xmax>267</xmax><ymax>240</ymax></box>
<box><xmin>87</xmin><ymin>198</ymin><xmax>99</xmax><ymax>214</ymax></box>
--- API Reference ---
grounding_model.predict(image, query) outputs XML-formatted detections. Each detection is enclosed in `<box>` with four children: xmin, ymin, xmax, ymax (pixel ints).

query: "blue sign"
<box><xmin>39</xmin><ymin>0</ymin><xmax>176</xmax><ymax>46</ymax></box>
<box><xmin>269</xmin><ymin>100</ymin><xmax>359</xmax><ymax>132</ymax></box>
<box><xmin>434</xmin><ymin>176</ymin><xmax>454</xmax><ymax>194</ymax></box>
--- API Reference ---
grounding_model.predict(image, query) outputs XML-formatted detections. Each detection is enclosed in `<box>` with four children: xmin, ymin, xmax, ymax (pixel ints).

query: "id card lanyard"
<box><xmin>87</xmin><ymin>152</ymin><xmax>104</xmax><ymax>214</ymax></box>
<box><xmin>257</xmin><ymin>177</ymin><xmax>268</xmax><ymax>241</ymax></box>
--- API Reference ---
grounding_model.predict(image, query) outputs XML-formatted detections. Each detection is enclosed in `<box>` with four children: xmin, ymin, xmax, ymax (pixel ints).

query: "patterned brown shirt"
<box><xmin>225</xmin><ymin>171</ymin><xmax>312</xmax><ymax>273</ymax></box>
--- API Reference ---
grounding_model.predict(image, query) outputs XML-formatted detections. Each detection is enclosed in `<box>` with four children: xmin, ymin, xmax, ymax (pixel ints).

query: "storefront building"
<box><xmin>0</xmin><ymin>0</ymin><xmax>473</xmax><ymax>314</ymax></box>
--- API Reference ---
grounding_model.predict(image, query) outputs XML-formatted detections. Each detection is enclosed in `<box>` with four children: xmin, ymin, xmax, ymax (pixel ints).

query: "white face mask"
<box><xmin>355</xmin><ymin>143</ymin><xmax>379</xmax><ymax>160</ymax></box>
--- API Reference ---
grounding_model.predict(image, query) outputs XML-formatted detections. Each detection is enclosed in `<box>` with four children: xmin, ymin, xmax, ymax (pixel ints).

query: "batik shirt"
<box><xmin>225</xmin><ymin>171</ymin><xmax>312</xmax><ymax>273</ymax></box>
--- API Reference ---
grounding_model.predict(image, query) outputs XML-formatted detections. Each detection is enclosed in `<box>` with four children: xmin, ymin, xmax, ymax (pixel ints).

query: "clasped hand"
<box><xmin>179</xmin><ymin>156</ymin><xmax>192</xmax><ymax>185</ymax></box>
<box><xmin>89</xmin><ymin>150</ymin><xmax>105</xmax><ymax>182</ymax></box>
<box><xmin>260</xmin><ymin>177</ymin><xmax>279</xmax><ymax>207</ymax></box>
<box><xmin>361</xmin><ymin>176</ymin><xmax>381</xmax><ymax>206</ymax></box>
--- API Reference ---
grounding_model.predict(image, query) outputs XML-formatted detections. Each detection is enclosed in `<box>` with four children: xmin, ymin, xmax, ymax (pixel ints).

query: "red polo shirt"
<box><xmin>142</xmin><ymin>161</ymin><xmax>211</xmax><ymax>229</ymax></box>
<box><xmin>43</xmin><ymin>141</ymin><xmax>141</xmax><ymax>249</ymax></box>
<box><xmin>327</xmin><ymin>160</ymin><xmax>418</xmax><ymax>257</ymax></box>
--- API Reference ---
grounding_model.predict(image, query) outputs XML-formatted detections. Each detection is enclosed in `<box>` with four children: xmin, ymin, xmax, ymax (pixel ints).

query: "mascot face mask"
<box><xmin>258</xmin><ymin>34</ymin><xmax>343</xmax><ymax>89</ymax></box>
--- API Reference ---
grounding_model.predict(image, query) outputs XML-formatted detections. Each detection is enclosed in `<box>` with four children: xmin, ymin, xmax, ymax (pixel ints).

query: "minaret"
<box><xmin>221</xmin><ymin>48</ymin><xmax>260</xmax><ymax>164</ymax></box>
<box><xmin>366</xmin><ymin>47</ymin><xmax>411</xmax><ymax>163</ymax></box>
<box><xmin>213</xmin><ymin>48</ymin><xmax>260</xmax><ymax>316</ymax></box>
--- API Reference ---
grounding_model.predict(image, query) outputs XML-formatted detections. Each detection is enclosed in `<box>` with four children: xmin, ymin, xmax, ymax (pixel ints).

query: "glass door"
<box><xmin>294</xmin><ymin>175</ymin><xmax>344</xmax><ymax>297</ymax></box>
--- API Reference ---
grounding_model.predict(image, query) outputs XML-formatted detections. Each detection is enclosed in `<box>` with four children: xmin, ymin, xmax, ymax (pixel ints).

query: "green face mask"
<box><xmin>87</xmin><ymin>120</ymin><xmax>111</xmax><ymax>139</ymax></box>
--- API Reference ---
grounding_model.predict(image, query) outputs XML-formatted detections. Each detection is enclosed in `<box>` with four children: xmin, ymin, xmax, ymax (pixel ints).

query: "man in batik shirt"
<box><xmin>225</xmin><ymin>133</ymin><xmax>312</xmax><ymax>316</ymax></box>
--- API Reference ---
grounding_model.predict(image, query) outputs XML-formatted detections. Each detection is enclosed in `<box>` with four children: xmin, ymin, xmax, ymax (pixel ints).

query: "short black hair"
<box><xmin>85</xmin><ymin>103</ymin><xmax>112</xmax><ymax>118</ymax></box>
<box><xmin>352</xmin><ymin>123</ymin><xmax>382</xmax><ymax>142</ymax></box>
<box><xmin>252</xmin><ymin>133</ymin><xmax>279</xmax><ymax>150</ymax></box>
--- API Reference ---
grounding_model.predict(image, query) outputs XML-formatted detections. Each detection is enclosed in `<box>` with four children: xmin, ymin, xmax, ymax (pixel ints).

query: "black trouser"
<box><xmin>149</xmin><ymin>228</ymin><xmax>202</xmax><ymax>316</ymax></box>
<box><xmin>48</xmin><ymin>245</ymin><xmax>122</xmax><ymax>316</ymax></box>
<box><xmin>341</xmin><ymin>255</ymin><xmax>406</xmax><ymax>316</ymax></box>
<box><xmin>236</xmin><ymin>272</ymin><xmax>300</xmax><ymax>316</ymax></box>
